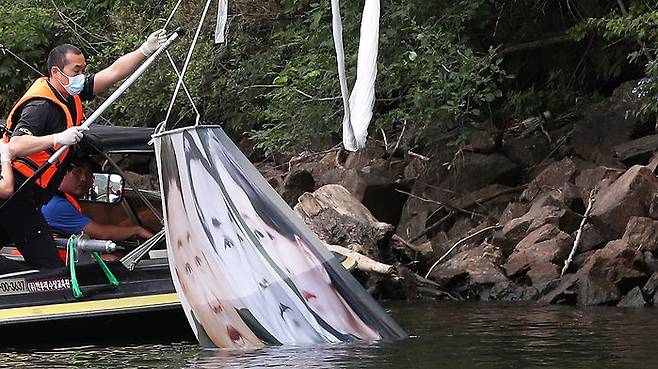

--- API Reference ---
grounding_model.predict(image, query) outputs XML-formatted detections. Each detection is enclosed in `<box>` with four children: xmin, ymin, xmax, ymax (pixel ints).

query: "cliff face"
<box><xmin>256</xmin><ymin>79</ymin><xmax>658</xmax><ymax>306</ymax></box>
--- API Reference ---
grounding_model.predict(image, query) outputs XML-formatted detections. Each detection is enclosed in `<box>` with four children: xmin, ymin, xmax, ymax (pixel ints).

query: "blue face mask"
<box><xmin>56</xmin><ymin>68</ymin><xmax>85</xmax><ymax>96</ymax></box>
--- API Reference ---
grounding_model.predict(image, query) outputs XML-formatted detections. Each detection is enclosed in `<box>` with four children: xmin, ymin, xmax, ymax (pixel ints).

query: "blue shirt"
<box><xmin>41</xmin><ymin>194</ymin><xmax>92</xmax><ymax>235</ymax></box>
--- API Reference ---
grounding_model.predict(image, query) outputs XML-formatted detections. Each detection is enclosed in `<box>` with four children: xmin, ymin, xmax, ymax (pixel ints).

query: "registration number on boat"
<box><xmin>0</xmin><ymin>278</ymin><xmax>27</xmax><ymax>295</ymax></box>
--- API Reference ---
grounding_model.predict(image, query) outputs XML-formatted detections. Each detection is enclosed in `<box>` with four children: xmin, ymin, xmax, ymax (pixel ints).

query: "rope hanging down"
<box><xmin>159</xmin><ymin>0</ymin><xmax>214</xmax><ymax>133</ymax></box>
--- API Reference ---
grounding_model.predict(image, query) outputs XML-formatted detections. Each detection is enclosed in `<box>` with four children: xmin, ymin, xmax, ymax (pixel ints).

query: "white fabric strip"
<box><xmin>330</xmin><ymin>0</ymin><xmax>380</xmax><ymax>151</ymax></box>
<box><xmin>215</xmin><ymin>0</ymin><xmax>229</xmax><ymax>43</ymax></box>
<box><xmin>330</xmin><ymin>0</ymin><xmax>357</xmax><ymax>151</ymax></box>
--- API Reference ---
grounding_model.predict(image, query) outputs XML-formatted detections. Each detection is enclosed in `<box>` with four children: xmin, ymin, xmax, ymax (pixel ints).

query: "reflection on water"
<box><xmin>3</xmin><ymin>302</ymin><xmax>658</xmax><ymax>369</ymax></box>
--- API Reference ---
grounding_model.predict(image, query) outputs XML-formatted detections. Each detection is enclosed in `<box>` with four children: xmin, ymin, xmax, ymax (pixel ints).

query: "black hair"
<box><xmin>47</xmin><ymin>44</ymin><xmax>82</xmax><ymax>77</ymax></box>
<box><xmin>67</xmin><ymin>151</ymin><xmax>96</xmax><ymax>173</ymax></box>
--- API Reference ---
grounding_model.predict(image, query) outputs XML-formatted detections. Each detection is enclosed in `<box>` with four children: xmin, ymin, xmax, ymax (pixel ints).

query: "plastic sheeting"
<box><xmin>153</xmin><ymin>126</ymin><xmax>406</xmax><ymax>348</ymax></box>
<box><xmin>331</xmin><ymin>0</ymin><xmax>380</xmax><ymax>151</ymax></box>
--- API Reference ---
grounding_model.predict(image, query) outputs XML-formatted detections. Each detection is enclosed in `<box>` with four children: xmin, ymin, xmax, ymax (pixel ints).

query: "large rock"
<box><xmin>503</xmin><ymin>224</ymin><xmax>572</xmax><ymax>278</ymax></box>
<box><xmin>577</xmin><ymin>240</ymin><xmax>646</xmax><ymax>305</ymax></box>
<box><xmin>622</xmin><ymin>217</ymin><xmax>658</xmax><ymax>253</ymax></box>
<box><xmin>437</xmin><ymin>152</ymin><xmax>519</xmax><ymax>193</ymax></box>
<box><xmin>502</xmin><ymin>135</ymin><xmax>551</xmax><ymax>169</ymax></box>
<box><xmin>122</xmin><ymin>171</ymin><xmax>159</xmax><ymax>191</ymax></box>
<box><xmin>502</xmin><ymin>205</ymin><xmax>567</xmax><ymax>245</ymax></box>
<box><xmin>574</xmin><ymin>166</ymin><xmax>624</xmax><ymax>202</ymax></box>
<box><xmin>280</xmin><ymin>169</ymin><xmax>315</xmax><ymax>206</ymax></box>
<box><xmin>428</xmin><ymin>243</ymin><xmax>519</xmax><ymax>300</ymax></box>
<box><xmin>527</xmin><ymin>262</ymin><xmax>561</xmax><ymax>292</ymax></box>
<box><xmin>589</xmin><ymin>165</ymin><xmax>658</xmax><ymax>239</ymax></box>
<box><xmin>617</xmin><ymin>286</ymin><xmax>647</xmax><ymax>307</ymax></box>
<box><xmin>543</xmin><ymin>240</ymin><xmax>646</xmax><ymax>306</ymax></box>
<box><xmin>294</xmin><ymin>184</ymin><xmax>394</xmax><ymax>260</ymax></box>
<box><xmin>614</xmin><ymin>135</ymin><xmax>658</xmax><ymax>164</ymax></box>
<box><xmin>521</xmin><ymin>157</ymin><xmax>577</xmax><ymax>201</ymax></box>
<box><xmin>571</xmin><ymin>80</ymin><xmax>648</xmax><ymax>166</ymax></box>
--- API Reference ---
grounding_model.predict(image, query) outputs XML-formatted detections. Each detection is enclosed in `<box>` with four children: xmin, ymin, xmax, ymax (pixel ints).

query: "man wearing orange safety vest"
<box><xmin>41</xmin><ymin>154</ymin><xmax>153</xmax><ymax>242</ymax></box>
<box><xmin>0</xmin><ymin>30</ymin><xmax>167</xmax><ymax>269</ymax></box>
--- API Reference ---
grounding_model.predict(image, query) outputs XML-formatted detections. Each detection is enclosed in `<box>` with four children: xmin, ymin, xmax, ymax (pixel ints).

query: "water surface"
<box><xmin>3</xmin><ymin>301</ymin><xmax>657</xmax><ymax>369</ymax></box>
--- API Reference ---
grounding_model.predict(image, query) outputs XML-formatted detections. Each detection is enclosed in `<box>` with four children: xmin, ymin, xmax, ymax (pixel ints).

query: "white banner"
<box><xmin>154</xmin><ymin>126</ymin><xmax>405</xmax><ymax>348</ymax></box>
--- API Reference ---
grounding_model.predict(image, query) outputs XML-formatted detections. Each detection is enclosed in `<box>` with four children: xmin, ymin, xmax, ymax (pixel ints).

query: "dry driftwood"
<box><xmin>327</xmin><ymin>243</ymin><xmax>457</xmax><ymax>300</ymax></box>
<box><xmin>326</xmin><ymin>244</ymin><xmax>393</xmax><ymax>275</ymax></box>
<box><xmin>561</xmin><ymin>188</ymin><xmax>597</xmax><ymax>277</ymax></box>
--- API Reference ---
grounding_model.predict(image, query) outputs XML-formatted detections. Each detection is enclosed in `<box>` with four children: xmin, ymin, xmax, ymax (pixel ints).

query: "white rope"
<box><xmin>164</xmin><ymin>0</ymin><xmax>185</xmax><ymax>29</ymax></box>
<box><xmin>166</xmin><ymin>51</ymin><xmax>201</xmax><ymax>125</ymax></box>
<box><xmin>0</xmin><ymin>44</ymin><xmax>44</xmax><ymax>76</ymax></box>
<box><xmin>161</xmin><ymin>0</ymin><xmax>214</xmax><ymax>132</ymax></box>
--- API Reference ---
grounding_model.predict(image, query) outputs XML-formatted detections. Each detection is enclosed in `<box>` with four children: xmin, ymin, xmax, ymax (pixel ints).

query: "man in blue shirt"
<box><xmin>41</xmin><ymin>155</ymin><xmax>153</xmax><ymax>241</ymax></box>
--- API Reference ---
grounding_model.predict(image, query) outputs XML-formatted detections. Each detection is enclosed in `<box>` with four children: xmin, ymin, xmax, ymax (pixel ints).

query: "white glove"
<box><xmin>139</xmin><ymin>29</ymin><xmax>167</xmax><ymax>57</ymax></box>
<box><xmin>0</xmin><ymin>141</ymin><xmax>11</xmax><ymax>163</ymax></box>
<box><xmin>53</xmin><ymin>126</ymin><xmax>88</xmax><ymax>146</ymax></box>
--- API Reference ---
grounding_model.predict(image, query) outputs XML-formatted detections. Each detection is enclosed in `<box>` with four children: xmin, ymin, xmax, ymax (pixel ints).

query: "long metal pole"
<box><xmin>0</xmin><ymin>27</ymin><xmax>186</xmax><ymax>210</ymax></box>
<box><xmin>48</xmin><ymin>27</ymin><xmax>186</xmax><ymax>164</ymax></box>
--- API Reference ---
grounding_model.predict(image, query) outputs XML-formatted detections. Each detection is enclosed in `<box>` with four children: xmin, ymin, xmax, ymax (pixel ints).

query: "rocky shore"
<box><xmin>255</xmin><ymin>80</ymin><xmax>658</xmax><ymax>307</ymax></box>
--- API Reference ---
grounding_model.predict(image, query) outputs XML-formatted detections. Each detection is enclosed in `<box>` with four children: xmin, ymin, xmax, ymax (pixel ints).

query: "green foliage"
<box><xmin>0</xmin><ymin>0</ymin><xmax>657</xmax><ymax>155</ymax></box>
<box><xmin>572</xmin><ymin>2</ymin><xmax>658</xmax><ymax>115</ymax></box>
<box><xmin>0</xmin><ymin>1</ymin><xmax>59</xmax><ymax>112</ymax></box>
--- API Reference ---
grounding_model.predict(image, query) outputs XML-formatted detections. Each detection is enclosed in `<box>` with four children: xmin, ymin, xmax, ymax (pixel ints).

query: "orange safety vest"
<box><xmin>63</xmin><ymin>192</ymin><xmax>82</xmax><ymax>212</ymax></box>
<box><xmin>4</xmin><ymin>77</ymin><xmax>83</xmax><ymax>189</ymax></box>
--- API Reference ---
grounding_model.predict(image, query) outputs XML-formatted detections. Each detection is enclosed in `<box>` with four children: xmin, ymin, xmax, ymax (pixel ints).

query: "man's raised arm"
<box><xmin>93</xmin><ymin>30</ymin><xmax>167</xmax><ymax>95</ymax></box>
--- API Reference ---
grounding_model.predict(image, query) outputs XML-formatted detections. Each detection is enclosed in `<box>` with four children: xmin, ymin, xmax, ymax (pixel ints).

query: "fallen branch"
<box><xmin>560</xmin><ymin>188</ymin><xmax>597</xmax><ymax>277</ymax></box>
<box><xmin>325</xmin><ymin>244</ymin><xmax>393</xmax><ymax>275</ymax></box>
<box><xmin>409</xmin><ymin>211</ymin><xmax>454</xmax><ymax>244</ymax></box>
<box><xmin>424</xmin><ymin>224</ymin><xmax>502</xmax><ymax>279</ymax></box>
<box><xmin>388</xmin><ymin>121</ymin><xmax>406</xmax><ymax>159</ymax></box>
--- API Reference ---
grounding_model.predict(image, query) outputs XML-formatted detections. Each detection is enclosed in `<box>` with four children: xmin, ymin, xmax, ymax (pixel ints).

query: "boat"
<box><xmin>0</xmin><ymin>124</ymin><xmax>359</xmax><ymax>346</ymax></box>
<box><xmin>0</xmin><ymin>125</ymin><xmax>192</xmax><ymax>346</ymax></box>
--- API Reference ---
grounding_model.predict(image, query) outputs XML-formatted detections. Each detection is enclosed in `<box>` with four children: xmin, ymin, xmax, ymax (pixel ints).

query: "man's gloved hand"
<box><xmin>139</xmin><ymin>29</ymin><xmax>167</xmax><ymax>57</ymax></box>
<box><xmin>0</xmin><ymin>142</ymin><xmax>12</xmax><ymax>163</ymax></box>
<box><xmin>53</xmin><ymin>126</ymin><xmax>88</xmax><ymax>146</ymax></box>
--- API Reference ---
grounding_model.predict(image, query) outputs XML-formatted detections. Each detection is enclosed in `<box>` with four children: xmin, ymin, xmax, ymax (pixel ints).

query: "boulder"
<box><xmin>571</xmin><ymin>80</ymin><xmax>648</xmax><ymax>166</ymax></box>
<box><xmin>294</xmin><ymin>184</ymin><xmax>394</xmax><ymax>260</ymax></box>
<box><xmin>427</xmin><ymin>243</ymin><xmax>509</xmax><ymax>300</ymax></box>
<box><xmin>437</xmin><ymin>152</ymin><xmax>519</xmax><ymax>193</ymax></box>
<box><xmin>502</xmin><ymin>135</ymin><xmax>551</xmax><ymax>169</ymax></box>
<box><xmin>527</xmin><ymin>262</ymin><xmax>561</xmax><ymax>292</ymax></box>
<box><xmin>255</xmin><ymin>162</ymin><xmax>284</xmax><ymax>190</ymax></box>
<box><xmin>521</xmin><ymin>157</ymin><xmax>577</xmax><ymax>201</ymax></box>
<box><xmin>575</xmin><ymin>240</ymin><xmax>646</xmax><ymax>305</ymax></box>
<box><xmin>504</xmin><ymin>224</ymin><xmax>572</xmax><ymax>277</ymax></box>
<box><xmin>574</xmin><ymin>166</ymin><xmax>624</xmax><ymax>201</ymax></box>
<box><xmin>502</xmin><ymin>205</ymin><xmax>567</xmax><ymax>245</ymax></box>
<box><xmin>622</xmin><ymin>217</ymin><xmax>658</xmax><ymax>253</ymax></box>
<box><xmin>617</xmin><ymin>286</ymin><xmax>647</xmax><ymax>307</ymax></box>
<box><xmin>614</xmin><ymin>135</ymin><xmax>658</xmax><ymax>165</ymax></box>
<box><xmin>589</xmin><ymin>166</ymin><xmax>658</xmax><ymax>239</ymax></box>
<box><xmin>280</xmin><ymin>169</ymin><xmax>315</xmax><ymax>206</ymax></box>
<box><xmin>642</xmin><ymin>272</ymin><xmax>658</xmax><ymax>296</ymax></box>
<box><xmin>575</xmin><ymin>223</ymin><xmax>606</xmax><ymax>253</ymax></box>
<box><xmin>498</xmin><ymin>202</ymin><xmax>528</xmax><ymax>225</ymax></box>
<box><xmin>122</xmin><ymin>171</ymin><xmax>159</xmax><ymax>191</ymax></box>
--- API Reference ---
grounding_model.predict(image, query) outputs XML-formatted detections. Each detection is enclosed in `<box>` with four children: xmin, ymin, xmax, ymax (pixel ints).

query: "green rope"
<box><xmin>68</xmin><ymin>234</ymin><xmax>120</xmax><ymax>299</ymax></box>
<box><xmin>91</xmin><ymin>252</ymin><xmax>119</xmax><ymax>287</ymax></box>
<box><xmin>68</xmin><ymin>235</ymin><xmax>83</xmax><ymax>299</ymax></box>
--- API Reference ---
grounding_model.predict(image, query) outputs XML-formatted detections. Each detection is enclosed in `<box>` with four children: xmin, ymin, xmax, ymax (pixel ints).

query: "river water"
<box><xmin>2</xmin><ymin>301</ymin><xmax>658</xmax><ymax>369</ymax></box>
